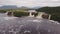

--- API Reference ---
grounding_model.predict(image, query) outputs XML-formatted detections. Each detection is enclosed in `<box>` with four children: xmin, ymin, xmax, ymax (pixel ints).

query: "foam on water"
<box><xmin>3</xmin><ymin>17</ymin><xmax>17</xmax><ymax>20</ymax></box>
<box><xmin>49</xmin><ymin>20</ymin><xmax>60</xmax><ymax>24</ymax></box>
<box><xmin>33</xmin><ymin>20</ymin><xmax>42</xmax><ymax>22</ymax></box>
<box><xmin>0</xmin><ymin>13</ymin><xmax>60</xmax><ymax>34</ymax></box>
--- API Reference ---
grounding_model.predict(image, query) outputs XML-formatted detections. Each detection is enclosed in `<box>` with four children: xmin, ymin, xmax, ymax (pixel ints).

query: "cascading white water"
<box><xmin>3</xmin><ymin>12</ymin><xmax>17</xmax><ymax>20</ymax></box>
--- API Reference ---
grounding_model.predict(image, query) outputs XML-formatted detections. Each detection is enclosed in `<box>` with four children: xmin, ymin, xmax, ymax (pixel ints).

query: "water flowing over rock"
<box><xmin>0</xmin><ymin>13</ymin><xmax>60</xmax><ymax>34</ymax></box>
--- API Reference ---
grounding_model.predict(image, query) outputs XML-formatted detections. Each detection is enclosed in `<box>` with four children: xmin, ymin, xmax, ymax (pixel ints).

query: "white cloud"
<box><xmin>51</xmin><ymin>0</ymin><xmax>59</xmax><ymax>1</ymax></box>
<box><xmin>0</xmin><ymin>0</ymin><xmax>60</xmax><ymax>7</ymax></box>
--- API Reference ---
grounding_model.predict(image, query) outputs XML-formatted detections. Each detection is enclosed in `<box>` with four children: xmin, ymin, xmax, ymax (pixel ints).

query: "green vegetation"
<box><xmin>12</xmin><ymin>9</ymin><xmax>29</xmax><ymax>17</ymax></box>
<box><xmin>0</xmin><ymin>9</ymin><xmax>29</xmax><ymax>17</ymax></box>
<box><xmin>36</xmin><ymin>7</ymin><xmax>60</xmax><ymax>22</ymax></box>
<box><xmin>13</xmin><ymin>11</ymin><xmax>29</xmax><ymax>17</ymax></box>
<box><xmin>0</xmin><ymin>10</ymin><xmax>7</xmax><ymax>13</ymax></box>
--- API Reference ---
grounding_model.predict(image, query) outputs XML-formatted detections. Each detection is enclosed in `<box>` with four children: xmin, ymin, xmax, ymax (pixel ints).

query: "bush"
<box><xmin>51</xmin><ymin>14</ymin><xmax>60</xmax><ymax>22</ymax></box>
<box><xmin>13</xmin><ymin>12</ymin><xmax>29</xmax><ymax>17</ymax></box>
<box><xmin>0</xmin><ymin>10</ymin><xmax>7</xmax><ymax>13</ymax></box>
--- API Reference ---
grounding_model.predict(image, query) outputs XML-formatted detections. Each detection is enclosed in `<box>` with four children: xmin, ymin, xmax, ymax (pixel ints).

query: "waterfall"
<box><xmin>5</xmin><ymin>11</ymin><xmax>14</xmax><ymax>17</ymax></box>
<box><xmin>4</xmin><ymin>11</ymin><xmax>17</xmax><ymax>20</ymax></box>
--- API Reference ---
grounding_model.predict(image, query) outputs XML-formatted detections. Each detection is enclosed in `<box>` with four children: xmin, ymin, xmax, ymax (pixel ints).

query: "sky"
<box><xmin>0</xmin><ymin>0</ymin><xmax>60</xmax><ymax>7</ymax></box>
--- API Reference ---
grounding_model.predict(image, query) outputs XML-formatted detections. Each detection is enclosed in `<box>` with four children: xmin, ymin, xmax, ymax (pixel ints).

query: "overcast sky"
<box><xmin>0</xmin><ymin>0</ymin><xmax>60</xmax><ymax>7</ymax></box>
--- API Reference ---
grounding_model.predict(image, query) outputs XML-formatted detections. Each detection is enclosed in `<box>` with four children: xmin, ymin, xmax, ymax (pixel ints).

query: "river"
<box><xmin>0</xmin><ymin>13</ymin><xmax>60</xmax><ymax>34</ymax></box>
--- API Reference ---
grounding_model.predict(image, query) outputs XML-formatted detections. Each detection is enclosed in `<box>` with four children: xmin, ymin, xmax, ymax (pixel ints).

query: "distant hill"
<box><xmin>0</xmin><ymin>5</ymin><xmax>18</xmax><ymax>9</ymax></box>
<box><xmin>0</xmin><ymin>5</ymin><xmax>41</xmax><ymax>10</ymax></box>
<box><xmin>18</xmin><ymin>6</ymin><xmax>33</xmax><ymax>10</ymax></box>
<box><xmin>32</xmin><ymin>6</ymin><xmax>42</xmax><ymax>9</ymax></box>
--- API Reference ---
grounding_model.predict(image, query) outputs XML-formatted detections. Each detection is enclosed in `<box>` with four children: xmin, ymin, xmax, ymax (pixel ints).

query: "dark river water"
<box><xmin>0</xmin><ymin>13</ymin><xmax>60</xmax><ymax>34</ymax></box>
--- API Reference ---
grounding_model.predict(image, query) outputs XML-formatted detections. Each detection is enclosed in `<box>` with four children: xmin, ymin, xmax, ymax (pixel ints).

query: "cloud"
<box><xmin>0</xmin><ymin>0</ymin><xmax>60</xmax><ymax>7</ymax></box>
<box><xmin>51</xmin><ymin>0</ymin><xmax>59</xmax><ymax>1</ymax></box>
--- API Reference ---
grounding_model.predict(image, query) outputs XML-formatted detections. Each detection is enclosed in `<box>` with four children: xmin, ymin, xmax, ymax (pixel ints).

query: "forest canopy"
<box><xmin>36</xmin><ymin>6</ymin><xmax>60</xmax><ymax>22</ymax></box>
